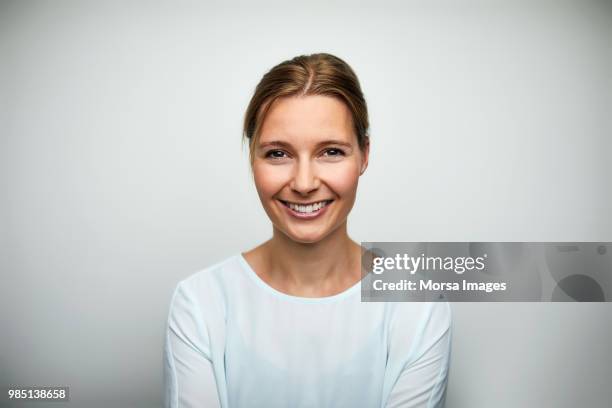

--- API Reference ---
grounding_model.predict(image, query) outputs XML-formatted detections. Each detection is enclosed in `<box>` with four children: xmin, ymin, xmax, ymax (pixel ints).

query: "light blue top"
<box><xmin>163</xmin><ymin>254</ymin><xmax>452</xmax><ymax>407</ymax></box>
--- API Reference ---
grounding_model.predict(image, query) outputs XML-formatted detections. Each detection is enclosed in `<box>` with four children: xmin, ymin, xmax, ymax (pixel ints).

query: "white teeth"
<box><xmin>286</xmin><ymin>200</ymin><xmax>330</xmax><ymax>213</ymax></box>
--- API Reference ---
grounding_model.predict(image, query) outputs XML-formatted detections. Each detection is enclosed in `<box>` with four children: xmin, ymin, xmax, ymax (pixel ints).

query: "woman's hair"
<box><xmin>243</xmin><ymin>53</ymin><xmax>369</xmax><ymax>164</ymax></box>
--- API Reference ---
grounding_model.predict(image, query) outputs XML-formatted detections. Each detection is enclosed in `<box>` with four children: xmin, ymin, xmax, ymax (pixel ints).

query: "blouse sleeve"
<box><xmin>163</xmin><ymin>281</ymin><xmax>222</xmax><ymax>408</ymax></box>
<box><xmin>385</xmin><ymin>302</ymin><xmax>453</xmax><ymax>408</ymax></box>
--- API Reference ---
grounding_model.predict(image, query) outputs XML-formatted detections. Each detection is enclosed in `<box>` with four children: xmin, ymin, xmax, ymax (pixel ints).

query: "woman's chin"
<box><xmin>286</xmin><ymin>232</ymin><xmax>326</xmax><ymax>245</ymax></box>
<box><xmin>281</xmin><ymin>226</ymin><xmax>331</xmax><ymax>245</ymax></box>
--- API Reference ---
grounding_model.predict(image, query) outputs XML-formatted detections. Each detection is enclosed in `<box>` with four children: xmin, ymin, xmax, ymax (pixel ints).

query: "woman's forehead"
<box><xmin>258</xmin><ymin>95</ymin><xmax>355</xmax><ymax>145</ymax></box>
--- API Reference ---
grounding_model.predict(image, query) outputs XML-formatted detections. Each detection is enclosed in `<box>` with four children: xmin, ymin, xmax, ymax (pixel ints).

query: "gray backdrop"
<box><xmin>1</xmin><ymin>0</ymin><xmax>610</xmax><ymax>407</ymax></box>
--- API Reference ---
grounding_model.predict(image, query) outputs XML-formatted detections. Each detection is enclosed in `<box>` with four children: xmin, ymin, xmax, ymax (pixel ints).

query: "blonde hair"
<box><xmin>242</xmin><ymin>53</ymin><xmax>370</xmax><ymax>165</ymax></box>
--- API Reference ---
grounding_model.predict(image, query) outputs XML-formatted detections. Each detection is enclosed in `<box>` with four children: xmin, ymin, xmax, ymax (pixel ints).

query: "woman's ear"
<box><xmin>360</xmin><ymin>138</ymin><xmax>370</xmax><ymax>175</ymax></box>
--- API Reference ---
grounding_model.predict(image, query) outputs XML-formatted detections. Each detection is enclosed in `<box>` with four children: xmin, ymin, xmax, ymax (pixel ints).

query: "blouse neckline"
<box><xmin>236</xmin><ymin>253</ymin><xmax>362</xmax><ymax>304</ymax></box>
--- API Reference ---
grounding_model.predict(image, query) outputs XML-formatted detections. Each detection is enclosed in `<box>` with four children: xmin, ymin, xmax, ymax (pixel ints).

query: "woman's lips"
<box><xmin>278</xmin><ymin>199</ymin><xmax>333</xmax><ymax>220</ymax></box>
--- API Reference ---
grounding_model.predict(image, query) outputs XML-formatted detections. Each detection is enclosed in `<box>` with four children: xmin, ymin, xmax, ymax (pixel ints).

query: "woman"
<box><xmin>163</xmin><ymin>53</ymin><xmax>452</xmax><ymax>407</ymax></box>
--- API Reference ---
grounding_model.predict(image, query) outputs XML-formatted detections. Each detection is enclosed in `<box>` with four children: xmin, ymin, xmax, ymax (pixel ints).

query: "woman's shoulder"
<box><xmin>181</xmin><ymin>254</ymin><xmax>242</xmax><ymax>284</ymax></box>
<box><xmin>388</xmin><ymin>301</ymin><xmax>452</xmax><ymax>333</ymax></box>
<box><xmin>165</xmin><ymin>256</ymin><xmax>243</xmax><ymax>359</ymax></box>
<box><xmin>384</xmin><ymin>301</ymin><xmax>451</xmax><ymax>344</ymax></box>
<box><xmin>172</xmin><ymin>254</ymin><xmax>244</xmax><ymax>307</ymax></box>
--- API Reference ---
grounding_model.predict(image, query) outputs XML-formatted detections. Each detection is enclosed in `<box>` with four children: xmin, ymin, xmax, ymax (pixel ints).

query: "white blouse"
<box><xmin>163</xmin><ymin>254</ymin><xmax>452</xmax><ymax>407</ymax></box>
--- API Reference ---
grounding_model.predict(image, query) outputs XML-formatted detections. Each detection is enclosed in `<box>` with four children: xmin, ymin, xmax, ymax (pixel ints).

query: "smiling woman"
<box><xmin>163</xmin><ymin>53</ymin><xmax>452</xmax><ymax>408</ymax></box>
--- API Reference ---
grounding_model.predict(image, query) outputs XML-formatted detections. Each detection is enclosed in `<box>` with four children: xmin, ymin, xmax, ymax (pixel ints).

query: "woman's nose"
<box><xmin>290</xmin><ymin>159</ymin><xmax>320</xmax><ymax>195</ymax></box>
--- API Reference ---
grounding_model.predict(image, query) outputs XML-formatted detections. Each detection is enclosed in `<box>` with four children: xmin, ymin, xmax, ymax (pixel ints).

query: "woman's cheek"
<box><xmin>253</xmin><ymin>163</ymin><xmax>291</xmax><ymax>197</ymax></box>
<box><xmin>322</xmin><ymin>162</ymin><xmax>361</xmax><ymax>196</ymax></box>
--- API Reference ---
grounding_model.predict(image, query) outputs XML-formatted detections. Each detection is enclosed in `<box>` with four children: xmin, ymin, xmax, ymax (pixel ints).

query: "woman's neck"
<box><xmin>247</xmin><ymin>222</ymin><xmax>363</xmax><ymax>297</ymax></box>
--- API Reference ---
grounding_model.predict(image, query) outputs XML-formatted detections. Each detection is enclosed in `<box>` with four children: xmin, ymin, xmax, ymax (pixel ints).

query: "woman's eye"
<box><xmin>323</xmin><ymin>148</ymin><xmax>345</xmax><ymax>157</ymax></box>
<box><xmin>265</xmin><ymin>150</ymin><xmax>287</xmax><ymax>159</ymax></box>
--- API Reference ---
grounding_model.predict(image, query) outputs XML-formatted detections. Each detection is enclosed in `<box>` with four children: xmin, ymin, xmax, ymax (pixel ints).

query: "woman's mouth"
<box><xmin>278</xmin><ymin>199</ymin><xmax>334</xmax><ymax>219</ymax></box>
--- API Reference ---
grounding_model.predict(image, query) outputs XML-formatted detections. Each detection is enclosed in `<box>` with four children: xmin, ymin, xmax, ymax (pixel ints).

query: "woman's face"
<box><xmin>252</xmin><ymin>95</ymin><xmax>369</xmax><ymax>244</ymax></box>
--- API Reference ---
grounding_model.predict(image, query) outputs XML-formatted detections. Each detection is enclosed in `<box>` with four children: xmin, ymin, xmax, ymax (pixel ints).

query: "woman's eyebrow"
<box><xmin>316</xmin><ymin>140</ymin><xmax>353</xmax><ymax>148</ymax></box>
<box><xmin>258</xmin><ymin>140</ymin><xmax>291</xmax><ymax>149</ymax></box>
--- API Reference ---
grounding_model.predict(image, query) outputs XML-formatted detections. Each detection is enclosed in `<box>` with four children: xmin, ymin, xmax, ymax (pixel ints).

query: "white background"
<box><xmin>1</xmin><ymin>0</ymin><xmax>611</xmax><ymax>406</ymax></box>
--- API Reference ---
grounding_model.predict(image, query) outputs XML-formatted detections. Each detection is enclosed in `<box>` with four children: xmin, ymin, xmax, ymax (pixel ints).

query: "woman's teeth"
<box><xmin>285</xmin><ymin>200</ymin><xmax>331</xmax><ymax>214</ymax></box>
